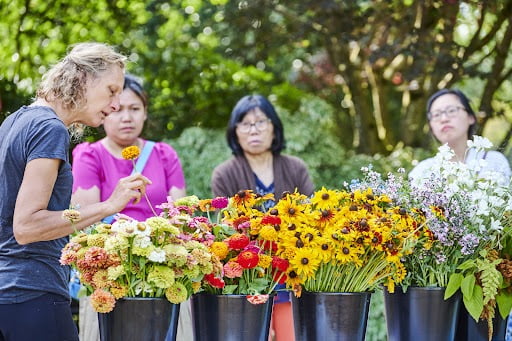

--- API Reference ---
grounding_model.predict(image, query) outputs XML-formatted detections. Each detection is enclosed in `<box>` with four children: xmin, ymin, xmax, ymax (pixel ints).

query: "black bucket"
<box><xmin>98</xmin><ymin>297</ymin><xmax>179</xmax><ymax>341</ymax></box>
<box><xmin>456</xmin><ymin>305</ymin><xmax>508</xmax><ymax>341</ymax></box>
<box><xmin>291</xmin><ymin>291</ymin><xmax>371</xmax><ymax>341</ymax></box>
<box><xmin>384</xmin><ymin>286</ymin><xmax>461</xmax><ymax>341</ymax></box>
<box><xmin>191</xmin><ymin>293</ymin><xmax>274</xmax><ymax>341</ymax></box>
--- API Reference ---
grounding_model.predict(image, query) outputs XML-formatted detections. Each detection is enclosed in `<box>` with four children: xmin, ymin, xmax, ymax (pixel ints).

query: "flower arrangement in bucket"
<box><xmin>192</xmin><ymin>190</ymin><xmax>291</xmax><ymax>304</ymax></box>
<box><xmin>415</xmin><ymin>138</ymin><xmax>512</xmax><ymax>334</ymax></box>
<box><xmin>361</xmin><ymin>136</ymin><xmax>512</xmax><ymax>335</ymax></box>
<box><xmin>60</xmin><ymin>145</ymin><xmax>215</xmax><ymax>313</ymax></box>
<box><xmin>271</xmin><ymin>187</ymin><xmax>423</xmax><ymax>295</ymax></box>
<box><xmin>60</xmin><ymin>199</ymin><xmax>215</xmax><ymax>312</ymax></box>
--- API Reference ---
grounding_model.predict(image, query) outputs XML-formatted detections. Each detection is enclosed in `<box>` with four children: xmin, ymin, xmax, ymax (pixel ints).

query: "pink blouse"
<box><xmin>72</xmin><ymin>140</ymin><xmax>186</xmax><ymax>221</ymax></box>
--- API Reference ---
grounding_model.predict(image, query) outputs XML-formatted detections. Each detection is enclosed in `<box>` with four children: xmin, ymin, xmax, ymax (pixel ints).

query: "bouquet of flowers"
<box><xmin>359</xmin><ymin>136</ymin><xmax>512</xmax><ymax>333</ymax></box>
<box><xmin>422</xmin><ymin>138</ymin><xmax>512</xmax><ymax>330</ymax></box>
<box><xmin>270</xmin><ymin>187</ymin><xmax>423</xmax><ymax>295</ymax></box>
<box><xmin>60</xmin><ymin>196</ymin><xmax>215</xmax><ymax>313</ymax></box>
<box><xmin>192</xmin><ymin>190</ymin><xmax>291</xmax><ymax>304</ymax></box>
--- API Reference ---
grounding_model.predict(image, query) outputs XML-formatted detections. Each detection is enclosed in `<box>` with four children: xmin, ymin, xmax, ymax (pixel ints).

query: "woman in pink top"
<box><xmin>71</xmin><ymin>74</ymin><xmax>188</xmax><ymax>341</ymax></box>
<box><xmin>72</xmin><ymin>74</ymin><xmax>186</xmax><ymax>218</ymax></box>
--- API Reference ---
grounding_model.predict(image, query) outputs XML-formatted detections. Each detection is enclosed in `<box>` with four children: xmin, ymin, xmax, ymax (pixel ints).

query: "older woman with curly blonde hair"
<box><xmin>0</xmin><ymin>42</ymin><xmax>151</xmax><ymax>341</ymax></box>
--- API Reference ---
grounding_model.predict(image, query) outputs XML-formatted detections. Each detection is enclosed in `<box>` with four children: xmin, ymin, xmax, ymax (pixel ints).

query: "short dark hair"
<box><xmin>426</xmin><ymin>88</ymin><xmax>477</xmax><ymax>139</ymax></box>
<box><xmin>124</xmin><ymin>74</ymin><xmax>148</xmax><ymax>109</ymax></box>
<box><xmin>226</xmin><ymin>94</ymin><xmax>286</xmax><ymax>156</ymax></box>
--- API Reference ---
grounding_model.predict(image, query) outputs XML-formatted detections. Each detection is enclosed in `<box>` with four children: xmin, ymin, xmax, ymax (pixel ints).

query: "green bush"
<box><xmin>166</xmin><ymin>127</ymin><xmax>230</xmax><ymax>199</ymax></box>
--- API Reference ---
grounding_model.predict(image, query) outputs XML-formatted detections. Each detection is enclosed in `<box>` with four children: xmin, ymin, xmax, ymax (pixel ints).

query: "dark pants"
<box><xmin>0</xmin><ymin>293</ymin><xmax>79</xmax><ymax>341</ymax></box>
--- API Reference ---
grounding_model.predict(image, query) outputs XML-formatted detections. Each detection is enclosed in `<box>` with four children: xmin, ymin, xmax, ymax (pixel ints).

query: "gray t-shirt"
<box><xmin>0</xmin><ymin>105</ymin><xmax>72</xmax><ymax>303</ymax></box>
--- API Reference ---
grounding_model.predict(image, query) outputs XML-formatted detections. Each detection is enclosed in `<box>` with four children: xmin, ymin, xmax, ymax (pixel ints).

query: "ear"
<box><xmin>468</xmin><ymin>114</ymin><xmax>476</xmax><ymax>125</ymax></box>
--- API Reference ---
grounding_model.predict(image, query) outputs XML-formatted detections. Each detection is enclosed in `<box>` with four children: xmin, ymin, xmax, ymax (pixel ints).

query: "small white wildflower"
<box><xmin>489</xmin><ymin>217</ymin><xmax>503</xmax><ymax>232</ymax></box>
<box><xmin>467</xmin><ymin>136</ymin><xmax>493</xmax><ymax>150</ymax></box>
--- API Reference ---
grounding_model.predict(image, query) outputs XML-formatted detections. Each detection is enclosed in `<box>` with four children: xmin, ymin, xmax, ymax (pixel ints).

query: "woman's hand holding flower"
<box><xmin>106</xmin><ymin>173</ymin><xmax>152</xmax><ymax>213</ymax></box>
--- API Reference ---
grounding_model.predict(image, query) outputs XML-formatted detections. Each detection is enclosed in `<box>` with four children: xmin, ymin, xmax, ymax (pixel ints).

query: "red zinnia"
<box><xmin>204</xmin><ymin>273</ymin><xmax>225</xmax><ymax>289</ymax></box>
<box><xmin>262</xmin><ymin>241</ymin><xmax>278</xmax><ymax>252</ymax></box>
<box><xmin>237</xmin><ymin>250</ymin><xmax>259</xmax><ymax>269</ymax></box>
<box><xmin>261</xmin><ymin>215</ymin><xmax>281</xmax><ymax>225</ymax></box>
<box><xmin>271</xmin><ymin>256</ymin><xmax>289</xmax><ymax>272</ymax></box>
<box><xmin>227</xmin><ymin>233</ymin><xmax>250</xmax><ymax>250</ymax></box>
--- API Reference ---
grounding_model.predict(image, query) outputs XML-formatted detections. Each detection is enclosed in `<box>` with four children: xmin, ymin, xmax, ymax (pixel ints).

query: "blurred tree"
<box><xmin>2</xmin><ymin>0</ymin><xmax>512</xmax><ymax>155</ymax></box>
<box><xmin>204</xmin><ymin>0</ymin><xmax>512</xmax><ymax>153</ymax></box>
<box><xmin>0</xmin><ymin>0</ymin><xmax>293</xmax><ymax>141</ymax></box>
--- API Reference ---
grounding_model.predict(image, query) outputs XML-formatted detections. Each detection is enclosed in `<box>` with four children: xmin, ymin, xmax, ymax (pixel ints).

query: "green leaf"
<box><xmin>496</xmin><ymin>291</ymin><xmax>512</xmax><ymax>319</ymax></box>
<box><xmin>463</xmin><ymin>285</ymin><xmax>483</xmax><ymax>321</ymax></box>
<box><xmin>222</xmin><ymin>285</ymin><xmax>238</xmax><ymax>294</ymax></box>
<box><xmin>457</xmin><ymin>260</ymin><xmax>476</xmax><ymax>271</ymax></box>
<box><xmin>461</xmin><ymin>275</ymin><xmax>476</xmax><ymax>298</ymax></box>
<box><xmin>247</xmin><ymin>278</ymin><xmax>270</xmax><ymax>294</ymax></box>
<box><xmin>445</xmin><ymin>273</ymin><xmax>464</xmax><ymax>299</ymax></box>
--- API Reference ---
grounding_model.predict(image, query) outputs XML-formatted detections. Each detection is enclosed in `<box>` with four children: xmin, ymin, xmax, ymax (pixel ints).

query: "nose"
<box><xmin>439</xmin><ymin>111</ymin><xmax>450</xmax><ymax>122</ymax></box>
<box><xmin>111</xmin><ymin>95</ymin><xmax>121</xmax><ymax>112</ymax></box>
<box><xmin>248</xmin><ymin>124</ymin><xmax>261</xmax><ymax>134</ymax></box>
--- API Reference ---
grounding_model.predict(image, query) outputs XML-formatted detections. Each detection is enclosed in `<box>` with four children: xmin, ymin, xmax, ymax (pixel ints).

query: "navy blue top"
<box><xmin>0</xmin><ymin>106</ymin><xmax>72</xmax><ymax>303</ymax></box>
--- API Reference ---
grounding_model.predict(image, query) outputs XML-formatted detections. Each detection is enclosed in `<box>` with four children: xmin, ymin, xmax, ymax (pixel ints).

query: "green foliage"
<box><xmin>446</xmin><ymin>250</ymin><xmax>505</xmax><ymax>321</ymax></box>
<box><xmin>166</xmin><ymin>127</ymin><xmax>230</xmax><ymax>199</ymax></box>
<box><xmin>365</xmin><ymin>290</ymin><xmax>387</xmax><ymax>341</ymax></box>
<box><xmin>497</xmin><ymin>290</ymin><xmax>512</xmax><ymax>319</ymax></box>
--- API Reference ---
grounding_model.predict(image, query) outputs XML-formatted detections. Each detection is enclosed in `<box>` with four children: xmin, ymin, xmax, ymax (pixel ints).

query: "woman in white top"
<box><xmin>409</xmin><ymin>88</ymin><xmax>511</xmax><ymax>340</ymax></box>
<box><xmin>409</xmin><ymin>88</ymin><xmax>511</xmax><ymax>183</ymax></box>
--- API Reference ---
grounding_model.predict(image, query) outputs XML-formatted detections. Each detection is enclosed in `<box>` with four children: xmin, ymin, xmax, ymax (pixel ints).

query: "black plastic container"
<box><xmin>98</xmin><ymin>297</ymin><xmax>179</xmax><ymax>341</ymax></box>
<box><xmin>292</xmin><ymin>291</ymin><xmax>371</xmax><ymax>341</ymax></box>
<box><xmin>191</xmin><ymin>293</ymin><xmax>274</xmax><ymax>341</ymax></box>
<box><xmin>455</xmin><ymin>305</ymin><xmax>508</xmax><ymax>341</ymax></box>
<box><xmin>384</xmin><ymin>286</ymin><xmax>461</xmax><ymax>341</ymax></box>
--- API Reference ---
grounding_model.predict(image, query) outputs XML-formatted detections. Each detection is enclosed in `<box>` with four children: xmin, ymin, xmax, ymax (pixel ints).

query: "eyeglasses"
<box><xmin>427</xmin><ymin>106</ymin><xmax>466</xmax><ymax>122</ymax></box>
<box><xmin>236</xmin><ymin>119</ymin><xmax>271</xmax><ymax>133</ymax></box>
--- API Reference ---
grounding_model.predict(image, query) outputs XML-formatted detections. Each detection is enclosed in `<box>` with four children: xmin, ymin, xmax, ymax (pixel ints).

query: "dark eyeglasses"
<box><xmin>427</xmin><ymin>106</ymin><xmax>466</xmax><ymax>122</ymax></box>
<box><xmin>236</xmin><ymin>119</ymin><xmax>271</xmax><ymax>133</ymax></box>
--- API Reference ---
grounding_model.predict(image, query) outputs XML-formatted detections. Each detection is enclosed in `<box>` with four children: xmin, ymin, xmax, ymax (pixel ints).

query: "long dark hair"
<box><xmin>124</xmin><ymin>74</ymin><xmax>148</xmax><ymax>109</ymax></box>
<box><xmin>226</xmin><ymin>94</ymin><xmax>286</xmax><ymax>156</ymax></box>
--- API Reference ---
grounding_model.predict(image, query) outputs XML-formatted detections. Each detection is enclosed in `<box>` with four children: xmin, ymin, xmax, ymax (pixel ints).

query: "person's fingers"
<box><xmin>132</xmin><ymin>190</ymin><xmax>142</xmax><ymax>204</ymax></box>
<box><xmin>126</xmin><ymin>173</ymin><xmax>152</xmax><ymax>185</ymax></box>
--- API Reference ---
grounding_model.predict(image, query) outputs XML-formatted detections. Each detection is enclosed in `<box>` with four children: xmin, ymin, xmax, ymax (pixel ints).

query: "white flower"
<box><xmin>133</xmin><ymin>235</ymin><xmax>152</xmax><ymax>249</ymax></box>
<box><xmin>111</xmin><ymin>219</ymin><xmax>138</xmax><ymax>235</ymax></box>
<box><xmin>476</xmin><ymin>200</ymin><xmax>490</xmax><ymax>216</ymax></box>
<box><xmin>467</xmin><ymin>135</ymin><xmax>493</xmax><ymax>150</ymax></box>
<box><xmin>148</xmin><ymin>248</ymin><xmax>166</xmax><ymax>263</ymax></box>
<box><xmin>489</xmin><ymin>217</ymin><xmax>503</xmax><ymax>232</ymax></box>
<box><xmin>436</xmin><ymin>144</ymin><xmax>455</xmax><ymax>161</ymax></box>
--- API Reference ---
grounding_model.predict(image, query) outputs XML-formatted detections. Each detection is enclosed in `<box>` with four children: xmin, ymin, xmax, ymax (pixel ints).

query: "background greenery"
<box><xmin>2</xmin><ymin>0</ymin><xmax>512</xmax><ymax>154</ymax></box>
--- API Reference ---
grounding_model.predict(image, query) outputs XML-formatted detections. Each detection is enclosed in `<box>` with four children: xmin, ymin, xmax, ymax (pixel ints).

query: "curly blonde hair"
<box><xmin>36</xmin><ymin>42</ymin><xmax>127</xmax><ymax>112</ymax></box>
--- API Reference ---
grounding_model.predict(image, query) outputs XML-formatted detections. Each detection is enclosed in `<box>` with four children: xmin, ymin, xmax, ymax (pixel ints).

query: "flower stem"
<box><xmin>132</xmin><ymin>159</ymin><xmax>158</xmax><ymax>217</ymax></box>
